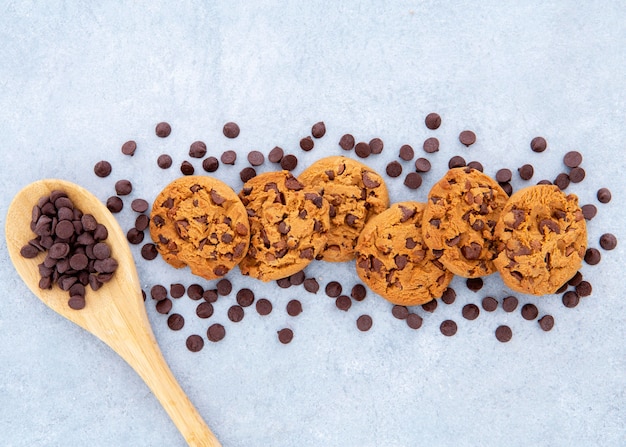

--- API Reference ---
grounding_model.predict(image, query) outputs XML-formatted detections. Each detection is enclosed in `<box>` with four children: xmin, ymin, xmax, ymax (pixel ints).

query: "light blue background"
<box><xmin>1</xmin><ymin>1</ymin><xmax>624</xmax><ymax>446</ymax></box>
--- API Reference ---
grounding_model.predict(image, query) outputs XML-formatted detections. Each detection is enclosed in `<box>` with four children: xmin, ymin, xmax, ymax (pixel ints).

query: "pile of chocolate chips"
<box><xmin>20</xmin><ymin>190</ymin><xmax>118</xmax><ymax>310</ymax></box>
<box><xmin>92</xmin><ymin>117</ymin><xmax>616</xmax><ymax>349</ymax></box>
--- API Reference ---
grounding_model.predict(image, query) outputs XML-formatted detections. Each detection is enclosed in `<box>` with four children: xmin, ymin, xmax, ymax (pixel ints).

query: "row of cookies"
<box><xmin>148</xmin><ymin>157</ymin><xmax>587</xmax><ymax>306</ymax></box>
<box><xmin>354</xmin><ymin>166</ymin><xmax>588</xmax><ymax>306</ymax></box>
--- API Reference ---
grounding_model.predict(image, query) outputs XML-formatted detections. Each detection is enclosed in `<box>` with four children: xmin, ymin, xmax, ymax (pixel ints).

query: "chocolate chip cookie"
<box><xmin>494</xmin><ymin>185</ymin><xmax>587</xmax><ymax>295</ymax></box>
<box><xmin>355</xmin><ymin>201</ymin><xmax>454</xmax><ymax>306</ymax></box>
<box><xmin>149</xmin><ymin>176</ymin><xmax>249</xmax><ymax>280</ymax></box>
<box><xmin>298</xmin><ymin>156</ymin><xmax>389</xmax><ymax>262</ymax></box>
<box><xmin>238</xmin><ymin>170</ymin><xmax>330</xmax><ymax>281</ymax></box>
<box><xmin>422</xmin><ymin>167</ymin><xmax>509</xmax><ymax>278</ymax></box>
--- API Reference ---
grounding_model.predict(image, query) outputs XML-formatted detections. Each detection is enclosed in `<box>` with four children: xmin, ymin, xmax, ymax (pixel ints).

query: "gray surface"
<box><xmin>1</xmin><ymin>1</ymin><xmax>625</xmax><ymax>446</ymax></box>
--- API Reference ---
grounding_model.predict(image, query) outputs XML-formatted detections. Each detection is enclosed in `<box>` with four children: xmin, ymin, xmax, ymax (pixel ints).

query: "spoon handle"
<box><xmin>115</xmin><ymin>331</ymin><xmax>221</xmax><ymax>447</ymax></box>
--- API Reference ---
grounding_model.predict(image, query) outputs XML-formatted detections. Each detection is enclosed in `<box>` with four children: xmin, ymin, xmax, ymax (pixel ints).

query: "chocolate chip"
<box><xmin>94</xmin><ymin>160</ymin><xmax>112</xmax><ymax>178</ymax></box>
<box><xmin>67</xmin><ymin>295</ymin><xmax>86</xmax><ymax>310</ymax></box>
<box><xmin>203</xmin><ymin>289</ymin><xmax>218</xmax><ymax>303</ymax></box>
<box><xmin>567</xmin><ymin>271</ymin><xmax>583</xmax><ymax>287</ymax></box>
<box><xmin>180</xmin><ymin>160</ymin><xmax>195</xmax><ymax>175</ymax></box>
<box><xmin>303</xmin><ymin>278</ymin><xmax>320</xmax><ymax>294</ymax></box>
<box><xmin>459</xmin><ymin>130</ymin><xmax>476</xmax><ymax>147</ymax></box>
<box><xmin>280</xmin><ymin>154</ymin><xmax>298</xmax><ymax>171</ymax></box>
<box><xmin>277</xmin><ymin>328</ymin><xmax>293</xmax><ymax>344</ymax></box>
<box><xmin>584</xmin><ymin>248</ymin><xmax>601</xmax><ymax>265</ymax></box>
<box><xmin>256</xmin><ymin>298</ymin><xmax>273</xmax><ymax>316</ymax></box>
<box><xmin>207</xmin><ymin>324</ymin><xmax>226</xmax><ymax>342</ymax></box>
<box><xmin>289</xmin><ymin>270</ymin><xmax>305</xmax><ymax>286</ymax></box>
<box><xmin>581</xmin><ymin>204</ymin><xmax>597</xmax><ymax>220</ymax></box>
<box><xmin>300</xmin><ymin>136</ymin><xmax>314</xmax><ymax>151</ymax></box>
<box><xmin>461</xmin><ymin>242</ymin><xmax>482</xmax><ymax>260</ymax></box>
<box><xmin>247</xmin><ymin>150</ymin><xmax>265</xmax><ymax>166</ymax></box>
<box><xmin>276</xmin><ymin>277</ymin><xmax>291</xmax><ymax>289</ymax></box>
<box><xmin>597</xmin><ymin>188</ymin><xmax>612</xmax><ymax>203</ymax></box>
<box><xmin>140</xmin><ymin>243</ymin><xmax>158</xmax><ymax>260</ymax></box>
<box><xmin>518</xmin><ymin>164</ymin><xmax>534</xmax><ymax>180</ymax></box>
<box><xmin>285</xmin><ymin>176</ymin><xmax>304</xmax><ymax>191</ymax></box>
<box><xmin>423</xmin><ymin>137</ymin><xmax>439</xmax><ymax>153</ymax></box>
<box><xmin>499</xmin><ymin>182</ymin><xmax>513</xmax><ymax>196</ymax></box>
<box><xmin>600</xmin><ymin>233</ymin><xmax>617</xmax><ymax>250</ymax></box>
<box><xmin>167</xmin><ymin>313</ymin><xmax>185</xmax><ymax>331</ymax></box>
<box><xmin>404</xmin><ymin>172</ymin><xmax>422</xmax><ymax>189</ymax></box>
<box><xmin>530</xmin><ymin>136</ymin><xmax>547</xmax><ymax>152</ymax></box>
<box><xmin>462</xmin><ymin>304</ymin><xmax>480</xmax><ymax>320</ymax></box>
<box><xmin>339</xmin><ymin>134</ymin><xmax>355</xmax><ymax>151</ymax></box>
<box><xmin>20</xmin><ymin>244</ymin><xmax>39</xmax><ymax>258</ymax></box>
<box><xmin>223</xmin><ymin>122</ymin><xmax>240</xmax><ymax>138</ymax></box>
<box><xmin>202</xmin><ymin>156</ymin><xmax>219</xmax><ymax>172</ymax></box>
<box><xmin>236</xmin><ymin>288</ymin><xmax>255</xmax><ymax>307</ymax></box>
<box><xmin>187</xmin><ymin>284</ymin><xmax>204</xmax><ymax>300</ymax></box>
<box><xmin>228</xmin><ymin>305</ymin><xmax>244</xmax><ymax>322</ymax></box>
<box><xmin>441</xmin><ymin>287</ymin><xmax>456</xmax><ymax>304</ymax></box>
<box><xmin>369</xmin><ymin>138</ymin><xmax>384</xmax><ymax>154</ymax></box>
<box><xmin>170</xmin><ymin>283</ymin><xmax>185</xmax><ymax>298</ymax></box>
<box><xmin>563</xmin><ymin>151</ymin><xmax>582</xmax><ymax>168</ymax></box>
<box><xmin>575</xmin><ymin>281</ymin><xmax>592</xmax><ymax>297</ymax></box>
<box><xmin>440</xmin><ymin>320</ymin><xmax>457</xmax><ymax>336</ymax></box>
<box><xmin>467</xmin><ymin>161</ymin><xmax>484</xmax><ymax>172</ymax></box>
<box><xmin>482</xmin><ymin>296</ymin><xmax>498</xmax><ymax>312</ymax></box>
<box><xmin>356</xmin><ymin>314</ymin><xmax>373</xmax><ymax>332</ymax></box>
<box><xmin>448</xmin><ymin>155</ymin><xmax>466</xmax><ymax>169</ymax></box>
<box><xmin>285</xmin><ymin>299</ymin><xmax>302</xmax><ymax>316</ymax></box>
<box><xmin>466</xmin><ymin>277</ymin><xmax>483</xmax><ymax>292</ymax></box>
<box><xmin>538</xmin><ymin>315</ymin><xmax>554</xmax><ymax>331</ymax></box>
<box><xmin>157</xmin><ymin>154</ymin><xmax>173</xmax><ymax>169</ymax></box>
<box><xmin>121</xmin><ymin>140</ymin><xmax>137</xmax><ymax>156</ymax></box>
<box><xmin>355</xmin><ymin>142</ymin><xmax>371</xmax><ymax>158</ymax></box>
<box><xmin>221</xmin><ymin>150</ymin><xmax>237</xmax><ymax>165</ymax></box>
<box><xmin>325</xmin><ymin>281</ymin><xmax>342</xmax><ymax>298</ymax></box>
<box><xmin>351</xmin><ymin>284</ymin><xmax>367</xmax><ymax>301</ymax></box>
<box><xmin>335</xmin><ymin>295</ymin><xmax>352</xmax><ymax>311</ymax></box>
<box><xmin>156</xmin><ymin>298</ymin><xmax>172</xmax><ymax>314</ymax></box>
<box><xmin>425</xmin><ymin>113</ymin><xmax>441</xmax><ymax>130</ymax></box>
<box><xmin>495</xmin><ymin>325</ymin><xmax>512</xmax><ymax>343</ymax></box>
<box><xmin>268</xmin><ymin>146</ymin><xmax>284</xmax><ymax>163</ymax></box>
<box><xmin>106</xmin><ymin>196</ymin><xmax>123</xmax><ymax>213</ymax></box>
<box><xmin>399</xmin><ymin>144</ymin><xmax>414</xmax><ymax>161</ymax></box>
<box><xmin>495</xmin><ymin>168</ymin><xmax>512</xmax><ymax>183</ymax></box>
<box><xmin>311</xmin><ymin>121</ymin><xmax>326</xmax><ymax>138</ymax></box>
<box><xmin>502</xmin><ymin>296</ymin><xmax>518</xmax><ymax>312</ymax></box>
<box><xmin>553</xmin><ymin>173</ymin><xmax>570</xmax><ymax>190</ymax></box>
<box><xmin>562</xmin><ymin>291</ymin><xmax>579</xmax><ymax>308</ymax></box>
<box><xmin>569</xmin><ymin>167</ymin><xmax>585</xmax><ymax>183</ymax></box>
<box><xmin>386</xmin><ymin>161</ymin><xmax>402</xmax><ymax>178</ymax></box>
<box><xmin>521</xmin><ymin>303</ymin><xmax>539</xmax><ymax>320</ymax></box>
<box><xmin>406</xmin><ymin>313</ymin><xmax>423</xmax><ymax>329</ymax></box>
<box><xmin>392</xmin><ymin>305</ymin><xmax>409</xmax><ymax>319</ymax></box>
<box><xmin>240</xmin><ymin>167</ymin><xmax>257</xmax><ymax>182</ymax></box>
<box><xmin>126</xmin><ymin>227</ymin><xmax>144</xmax><ymax>245</ymax></box>
<box><xmin>422</xmin><ymin>299</ymin><xmax>437</xmax><ymax>313</ymax></box>
<box><xmin>155</xmin><ymin>122</ymin><xmax>171</xmax><ymax>138</ymax></box>
<box><xmin>150</xmin><ymin>284</ymin><xmax>168</xmax><ymax>300</ymax></box>
<box><xmin>414</xmin><ymin>157</ymin><xmax>431</xmax><ymax>173</ymax></box>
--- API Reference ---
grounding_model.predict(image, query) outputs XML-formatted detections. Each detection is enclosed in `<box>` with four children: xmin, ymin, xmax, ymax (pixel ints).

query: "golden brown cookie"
<box><xmin>355</xmin><ymin>201</ymin><xmax>454</xmax><ymax>306</ymax></box>
<box><xmin>422</xmin><ymin>167</ymin><xmax>509</xmax><ymax>278</ymax></box>
<box><xmin>238</xmin><ymin>170</ymin><xmax>330</xmax><ymax>281</ymax></box>
<box><xmin>298</xmin><ymin>156</ymin><xmax>389</xmax><ymax>262</ymax></box>
<box><xmin>494</xmin><ymin>185</ymin><xmax>587</xmax><ymax>295</ymax></box>
<box><xmin>149</xmin><ymin>176</ymin><xmax>249</xmax><ymax>280</ymax></box>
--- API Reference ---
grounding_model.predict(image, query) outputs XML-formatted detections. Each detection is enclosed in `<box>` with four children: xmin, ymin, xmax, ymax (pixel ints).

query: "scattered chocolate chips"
<box><xmin>155</xmin><ymin>122</ymin><xmax>171</xmax><ymax>138</ymax></box>
<box><xmin>167</xmin><ymin>313</ymin><xmax>185</xmax><ymax>331</ymax></box>
<box><xmin>569</xmin><ymin>167</ymin><xmax>585</xmax><ymax>183</ymax></box>
<box><xmin>351</xmin><ymin>284</ymin><xmax>367</xmax><ymax>301</ymax></box>
<box><xmin>287</xmin><ymin>299</ymin><xmax>303</xmax><ymax>316</ymax></box>
<box><xmin>240</xmin><ymin>167</ymin><xmax>257</xmax><ymax>182</ymax></box>
<box><xmin>466</xmin><ymin>277</ymin><xmax>483</xmax><ymax>292</ymax></box>
<box><xmin>441</xmin><ymin>288</ymin><xmax>456</xmax><ymax>305</ymax></box>
<box><xmin>538</xmin><ymin>315</ymin><xmax>554</xmax><ymax>331</ymax></box>
<box><xmin>170</xmin><ymin>283</ymin><xmax>185</xmax><ymax>298</ymax></box>
<box><xmin>131</xmin><ymin>199</ymin><xmax>149</xmax><ymax>214</ymax></box>
<box><xmin>180</xmin><ymin>160</ymin><xmax>195</xmax><ymax>175</ymax></box>
<box><xmin>423</xmin><ymin>137</ymin><xmax>439</xmax><ymax>153</ymax></box>
<box><xmin>495</xmin><ymin>325</ymin><xmax>512</xmax><ymax>342</ymax></box>
<box><xmin>268</xmin><ymin>146</ymin><xmax>284</xmax><ymax>163</ymax></box>
<box><xmin>202</xmin><ymin>156</ymin><xmax>219</xmax><ymax>172</ymax></box>
<box><xmin>462</xmin><ymin>304</ymin><xmax>480</xmax><ymax>320</ymax></box>
<box><xmin>94</xmin><ymin>160</ymin><xmax>112</xmax><ymax>178</ymax></box>
<box><xmin>339</xmin><ymin>134</ymin><xmax>355</xmax><ymax>151</ymax></box>
<box><xmin>563</xmin><ymin>151</ymin><xmax>582</xmax><ymax>168</ymax></box>
<box><xmin>115</xmin><ymin>179</ymin><xmax>132</xmax><ymax>195</ymax></box>
<box><xmin>236</xmin><ymin>288</ymin><xmax>255</xmax><ymax>307</ymax></box>
<box><xmin>150</xmin><ymin>284</ymin><xmax>168</xmax><ymax>300</ymax></box>
<box><xmin>399</xmin><ymin>144</ymin><xmax>414</xmax><ymax>161</ymax></box>
<box><xmin>196</xmin><ymin>302</ymin><xmax>214</xmax><ymax>319</ymax></box>
<box><xmin>422</xmin><ymin>299</ymin><xmax>438</xmax><ymax>313</ymax></box>
<box><xmin>221</xmin><ymin>150</ymin><xmax>237</xmax><ymax>165</ymax></box>
<box><xmin>223</xmin><ymin>122</ymin><xmax>240</xmax><ymax>139</ymax></box>
<box><xmin>277</xmin><ymin>328</ymin><xmax>293</xmax><ymax>344</ymax></box>
<box><xmin>126</xmin><ymin>227</ymin><xmax>144</xmax><ymax>245</ymax></box>
<box><xmin>502</xmin><ymin>296</ymin><xmax>519</xmax><ymax>312</ymax></box>
<box><xmin>355</xmin><ymin>142</ymin><xmax>371</xmax><ymax>158</ymax></box>
<box><xmin>581</xmin><ymin>204</ymin><xmax>597</xmax><ymax>220</ymax></box>
<box><xmin>186</xmin><ymin>334</ymin><xmax>204</xmax><ymax>352</ymax></box>
<box><xmin>121</xmin><ymin>140</ymin><xmax>137</xmax><ymax>156</ymax></box>
<box><xmin>440</xmin><ymin>320</ymin><xmax>457</xmax><ymax>336</ymax></box>
<box><xmin>600</xmin><ymin>233</ymin><xmax>617</xmax><ymax>250</ymax></box>
<box><xmin>459</xmin><ymin>130</ymin><xmax>476</xmax><ymax>147</ymax></box>
<box><xmin>495</xmin><ymin>168</ymin><xmax>512</xmax><ymax>183</ymax></box>
<box><xmin>189</xmin><ymin>141</ymin><xmax>207</xmax><ymax>158</ymax></box>
<box><xmin>584</xmin><ymin>248</ymin><xmax>601</xmax><ymax>265</ymax></box>
<box><xmin>597</xmin><ymin>187</ymin><xmax>612</xmax><ymax>203</ymax></box>
<box><xmin>256</xmin><ymin>298</ymin><xmax>273</xmax><ymax>316</ymax></box>
<box><xmin>247</xmin><ymin>150</ymin><xmax>265</xmax><ymax>166</ymax></box>
<box><xmin>325</xmin><ymin>281</ymin><xmax>342</xmax><ymax>298</ymax></box>
<box><xmin>406</xmin><ymin>313</ymin><xmax>423</xmax><ymax>330</ymax></box>
<box><xmin>187</xmin><ymin>284</ymin><xmax>204</xmax><ymax>300</ymax></box>
<box><xmin>530</xmin><ymin>136</ymin><xmax>547</xmax><ymax>152</ymax></box>
<box><xmin>312</xmin><ymin>122</ymin><xmax>326</xmax><ymax>138</ymax></box>
<box><xmin>156</xmin><ymin>298</ymin><xmax>172</xmax><ymax>314</ymax></box>
<box><xmin>554</xmin><ymin>173</ymin><xmax>570</xmax><ymax>190</ymax></box>
<box><xmin>575</xmin><ymin>281</ymin><xmax>592</xmax><ymax>297</ymax></box>
<box><xmin>140</xmin><ymin>243</ymin><xmax>158</xmax><ymax>260</ymax></box>
<box><xmin>335</xmin><ymin>295</ymin><xmax>352</xmax><ymax>311</ymax></box>
<box><xmin>280</xmin><ymin>154</ymin><xmax>298</xmax><ymax>171</ymax></box>
<box><xmin>448</xmin><ymin>155</ymin><xmax>466</xmax><ymax>169</ymax></box>
<box><xmin>521</xmin><ymin>303</ymin><xmax>539</xmax><ymax>320</ymax></box>
<box><xmin>228</xmin><ymin>305</ymin><xmax>244</xmax><ymax>322</ymax></box>
<box><xmin>386</xmin><ymin>161</ymin><xmax>402</xmax><ymax>178</ymax></box>
<box><xmin>425</xmin><ymin>113</ymin><xmax>441</xmax><ymax>130</ymax></box>
<box><xmin>404</xmin><ymin>172</ymin><xmax>422</xmax><ymax>189</ymax></box>
<box><xmin>562</xmin><ymin>291</ymin><xmax>580</xmax><ymax>308</ymax></box>
<box><xmin>356</xmin><ymin>314</ymin><xmax>373</xmax><ymax>332</ymax></box>
<box><xmin>518</xmin><ymin>164</ymin><xmax>534</xmax><ymax>180</ymax></box>
<box><xmin>392</xmin><ymin>305</ymin><xmax>409</xmax><ymax>319</ymax></box>
<box><xmin>414</xmin><ymin>158</ymin><xmax>431</xmax><ymax>173</ymax></box>
<box><xmin>369</xmin><ymin>138</ymin><xmax>384</xmax><ymax>154</ymax></box>
<box><xmin>300</xmin><ymin>136</ymin><xmax>314</xmax><ymax>151</ymax></box>
<box><xmin>207</xmin><ymin>323</ymin><xmax>226</xmax><ymax>342</ymax></box>
<box><xmin>157</xmin><ymin>154</ymin><xmax>173</xmax><ymax>169</ymax></box>
<box><xmin>303</xmin><ymin>277</ymin><xmax>320</xmax><ymax>294</ymax></box>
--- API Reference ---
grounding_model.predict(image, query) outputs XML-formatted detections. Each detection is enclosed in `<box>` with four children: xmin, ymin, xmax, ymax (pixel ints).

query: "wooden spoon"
<box><xmin>5</xmin><ymin>179</ymin><xmax>221</xmax><ymax>447</ymax></box>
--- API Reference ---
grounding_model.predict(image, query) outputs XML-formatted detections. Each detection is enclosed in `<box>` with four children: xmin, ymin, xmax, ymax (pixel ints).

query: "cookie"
<box><xmin>494</xmin><ymin>185</ymin><xmax>587</xmax><ymax>295</ymax></box>
<box><xmin>298</xmin><ymin>156</ymin><xmax>389</xmax><ymax>262</ymax></box>
<box><xmin>149</xmin><ymin>176</ymin><xmax>249</xmax><ymax>280</ymax></box>
<box><xmin>355</xmin><ymin>201</ymin><xmax>454</xmax><ymax>306</ymax></box>
<box><xmin>238</xmin><ymin>170</ymin><xmax>330</xmax><ymax>281</ymax></box>
<box><xmin>422</xmin><ymin>167</ymin><xmax>509</xmax><ymax>278</ymax></box>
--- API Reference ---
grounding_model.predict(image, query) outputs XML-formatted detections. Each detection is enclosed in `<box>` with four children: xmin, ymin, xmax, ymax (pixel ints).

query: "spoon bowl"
<box><xmin>5</xmin><ymin>179</ymin><xmax>221</xmax><ymax>447</ymax></box>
